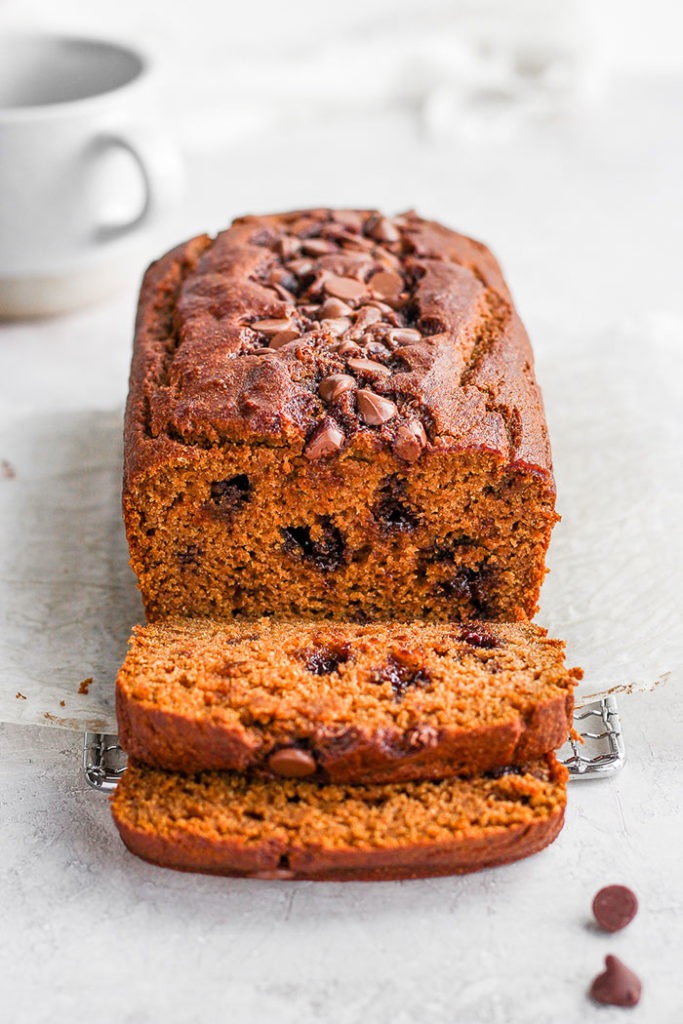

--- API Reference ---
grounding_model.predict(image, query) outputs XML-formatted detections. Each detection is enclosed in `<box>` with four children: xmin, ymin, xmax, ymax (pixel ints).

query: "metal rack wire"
<box><xmin>83</xmin><ymin>696</ymin><xmax>625</xmax><ymax>792</ymax></box>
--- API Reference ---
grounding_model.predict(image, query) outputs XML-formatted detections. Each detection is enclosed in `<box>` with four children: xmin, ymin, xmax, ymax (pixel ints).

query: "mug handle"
<box><xmin>89</xmin><ymin>131</ymin><xmax>183</xmax><ymax>242</ymax></box>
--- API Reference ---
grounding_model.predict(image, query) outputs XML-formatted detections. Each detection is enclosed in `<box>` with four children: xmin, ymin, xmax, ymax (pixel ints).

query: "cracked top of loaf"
<box><xmin>127</xmin><ymin>208</ymin><xmax>553</xmax><ymax>483</ymax></box>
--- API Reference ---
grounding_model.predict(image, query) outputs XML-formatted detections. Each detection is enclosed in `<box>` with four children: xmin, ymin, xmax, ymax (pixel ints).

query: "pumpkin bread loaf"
<box><xmin>116</xmin><ymin>618</ymin><xmax>580</xmax><ymax>782</ymax></box>
<box><xmin>111</xmin><ymin>754</ymin><xmax>568</xmax><ymax>881</ymax></box>
<box><xmin>123</xmin><ymin>209</ymin><xmax>558</xmax><ymax>623</ymax></box>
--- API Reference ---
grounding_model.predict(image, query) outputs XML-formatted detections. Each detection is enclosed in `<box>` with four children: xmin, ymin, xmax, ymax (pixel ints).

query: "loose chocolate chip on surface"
<box><xmin>394</xmin><ymin>420</ymin><xmax>427</xmax><ymax>462</ymax></box>
<box><xmin>357</xmin><ymin>390</ymin><xmax>397</xmax><ymax>426</ymax></box>
<box><xmin>324</xmin><ymin>275</ymin><xmax>367</xmax><ymax>302</ymax></box>
<box><xmin>319</xmin><ymin>374</ymin><xmax>356</xmax><ymax>402</ymax></box>
<box><xmin>347</xmin><ymin>357</ymin><xmax>392</xmax><ymax>377</ymax></box>
<box><xmin>592</xmin><ymin>885</ymin><xmax>639</xmax><ymax>932</ymax></box>
<box><xmin>267</xmin><ymin>748</ymin><xmax>317</xmax><ymax>778</ymax></box>
<box><xmin>305</xmin><ymin>422</ymin><xmax>345</xmax><ymax>461</ymax></box>
<box><xmin>590</xmin><ymin>956</ymin><xmax>642</xmax><ymax>1007</ymax></box>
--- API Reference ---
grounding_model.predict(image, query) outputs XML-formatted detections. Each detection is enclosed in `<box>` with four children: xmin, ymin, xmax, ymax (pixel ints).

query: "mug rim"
<box><xmin>0</xmin><ymin>32</ymin><xmax>150</xmax><ymax>119</ymax></box>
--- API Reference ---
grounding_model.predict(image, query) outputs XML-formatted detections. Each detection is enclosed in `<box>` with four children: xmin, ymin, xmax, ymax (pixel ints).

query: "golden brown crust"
<box><xmin>111</xmin><ymin>755</ymin><xmax>567</xmax><ymax>880</ymax></box>
<box><xmin>115</xmin><ymin>619</ymin><xmax>579</xmax><ymax>782</ymax></box>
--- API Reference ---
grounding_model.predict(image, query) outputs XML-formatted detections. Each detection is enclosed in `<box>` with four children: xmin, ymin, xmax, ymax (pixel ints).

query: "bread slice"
<box><xmin>111</xmin><ymin>755</ymin><xmax>567</xmax><ymax>880</ymax></box>
<box><xmin>116</xmin><ymin>618</ymin><xmax>579</xmax><ymax>783</ymax></box>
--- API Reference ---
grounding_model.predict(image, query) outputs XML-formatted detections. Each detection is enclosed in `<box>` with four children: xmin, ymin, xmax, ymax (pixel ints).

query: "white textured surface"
<box><xmin>0</xmin><ymin>34</ymin><xmax>682</xmax><ymax>1024</ymax></box>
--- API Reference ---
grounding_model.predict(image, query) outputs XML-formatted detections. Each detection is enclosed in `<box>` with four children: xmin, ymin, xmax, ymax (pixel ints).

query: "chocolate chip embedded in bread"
<box><xmin>269</xmin><ymin>329</ymin><xmax>300</xmax><ymax>349</ymax></box>
<box><xmin>589</xmin><ymin>956</ymin><xmax>642</xmax><ymax>1007</ymax></box>
<box><xmin>277</xmin><ymin>236</ymin><xmax>301</xmax><ymax>259</ymax></box>
<box><xmin>389</xmin><ymin>327</ymin><xmax>422</xmax><ymax>346</ymax></box>
<box><xmin>365</xmin><ymin>214</ymin><xmax>401</xmax><ymax>243</ymax></box>
<box><xmin>394</xmin><ymin>420</ymin><xmax>427</xmax><ymax>462</ymax></box>
<box><xmin>321</xmin><ymin>317</ymin><xmax>352</xmax><ymax>337</ymax></box>
<box><xmin>317</xmin><ymin>297</ymin><xmax>353</xmax><ymax>319</ymax></box>
<box><xmin>357</xmin><ymin>390</ymin><xmax>397</xmax><ymax>426</ymax></box>
<box><xmin>369</xmin><ymin>270</ymin><xmax>403</xmax><ymax>302</ymax></box>
<box><xmin>305</xmin><ymin>422</ymin><xmax>345</xmax><ymax>461</ymax></box>
<box><xmin>592</xmin><ymin>885</ymin><xmax>639</xmax><ymax>932</ymax></box>
<box><xmin>267</xmin><ymin>748</ymin><xmax>317</xmax><ymax>778</ymax></box>
<box><xmin>301</xmin><ymin>238</ymin><xmax>338</xmax><ymax>256</ymax></box>
<box><xmin>251</xmin><ymin>317</ymin><xmax>294</xmax><ymax>336</ymax></box>
<box><xmin>319</xmin><ymin>374</ymin><xmax>356</xmax><ymax>403</ymax></box>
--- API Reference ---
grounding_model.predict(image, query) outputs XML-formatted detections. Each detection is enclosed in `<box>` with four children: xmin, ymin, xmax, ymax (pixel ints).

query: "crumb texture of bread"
<box><xmin>123</xmin><ymin>209</ymin><xmax>558</xmax><ymax>622</ymax></box>
<box><xmin>111</xmin><ymin>754</ymin><xmax>568</xmax><ymax>880</ymax></box>
<box><xmin>116</xmin><ymin>618</ymin><xmax>580</xmax><ymax>781</ymax></box>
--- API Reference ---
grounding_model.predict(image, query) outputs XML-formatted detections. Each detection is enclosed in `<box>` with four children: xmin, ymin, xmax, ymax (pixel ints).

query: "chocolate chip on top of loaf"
<box><xmin>124</xmin><ymin>209</ymin><xmax>558</xmax><ymax>622</ymax></box>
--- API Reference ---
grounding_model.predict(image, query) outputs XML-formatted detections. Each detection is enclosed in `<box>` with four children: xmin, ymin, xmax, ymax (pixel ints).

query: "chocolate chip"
<box><xmin>302</xmin><ymin>238</ymin><xmax>338</xmax><ymax>256</ymax></box>
<box><xmin>389</xmin><ymin>327</ymin><xmax>422</xmax><ymax>346</ymax></box>
<box><xmin>210</xmin><ymin>474</ymin><xmax>251</xmax><ymax>513</ymax></box>
<box><xmin>590</xmin><ymin>956</ymin><xmax>642</xmax><ymax>1007</ymax></box>
<box><xmin>177</xmin><ymin>543</ymin><xmax>201</xmax><ymax>566</ymax></box>
<box><xmin>458</xmin><ymin>626</ymin><xmax>500</xmax><ymax>649</ymax></box>
<box><xmin>324</xmin><ymin>275</ymin><xmax>367</xmax><ymax>302</ymax></box>
<box><xmin>277</xmin><ymin>236</ymin><xmax>301</xmax><ymax>259</ymax></box>
<box><xmin>394</xmin><ymin>420</ymin><xmax>427</xmax><ymax>462</ymax></box>
<box><xmin>365</xmin><ymin>214</ymin><xmax>401</xmax><ymax>243</ymax></box>
<box><xmin>317</xmin><ymin>297</ymin><xmax>353</xmax><ymax>319</ymax></box>
<box><xmin>267</xmin><ymin>748</ymin><xmax>317</xmax><ymax>778</ymax></box>
<box><xmin>319</xmin><ymin>374</ymin><xmax>356</xmax><ymax>402</ymax></box>
<box><xmin>330</xmin><ymin>210</ymin><xmax>364</xmax><ymax>231</ymax></box>
<box><xmin>287</xmin><ymin>258</ymin><xmax>315</xmax><ymax>276</ymax></box>
<box><xmin>357</xmin><ymin>390</ymin><xmax>397</xmax><ymax>425</ymax></box>
<box><xmin>347</xmin><ymin>357</ymin><xmax>392</xmax><ymax>377</ymax></box>
<box><xmin>418</xmin><ymin>314</ymin><xmax>448</xmax><ymax>336</ymax></box>
<box><xmin>592</xmin><ymin>886</ymin><xmax>639</xmax><ymax>933</ymax></box>
<box><xmin>269</xmin><ymin>329</ymin><xmax>300</xmax><ymax>348</ymax></box>
<box><xmin>352</xmin><ymin>305</ymin><xmax>382</xmax><ymax>329</ymax></box>
<box><xmin>373</xmin><ymin>654</ymin><xmax>431</xmax><ymax>701</ymax></box>
<box><xmin>321</xmin><ymin>316</ymin><xmax>352</xmax><ymax>337</ymax></box>
<box><xmin>282</xmin><ymin>519</ymin><xmax>346</xmax><ymax>572</ymax></box>
<box><xmin>251</xmin><ymin>317</ymin><xmax>294</xmax><ymax>335</ymax></box>
<box><xmin>336</xmin><ymin>340</ymin><xmax>362</xmax><ymax>356</ymax></box>
<box><xmin>369</xmin><ymin>270</ymin><xmax>403</xmax><ymax>302</ymax></box>
<box><xmin>305</xmin><ymin>421</ymin><xmax>345</xmax><ymax>461</ymax></box>
<box><xmin>373</xmin><ymin>474</ymin><xmax>419</xmax><ymax>532</ymax></box>
<box><xmin>301</xmin><ymin>642</ymin><xmax>350</xmax><ymax>675</ymax></box>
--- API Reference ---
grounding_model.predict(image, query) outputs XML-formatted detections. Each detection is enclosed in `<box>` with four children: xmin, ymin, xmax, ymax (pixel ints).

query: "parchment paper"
<box><xmin>1</xmin><ymin>316</ymin><xmax>681</xmax><ymax>731</ymax></box>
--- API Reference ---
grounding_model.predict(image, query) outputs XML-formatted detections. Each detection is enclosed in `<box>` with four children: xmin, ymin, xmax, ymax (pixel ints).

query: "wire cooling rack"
<box><xmin>83</xmin><ymin>696</ymin><xmax>625</xmax><ymax>792</ymax></box>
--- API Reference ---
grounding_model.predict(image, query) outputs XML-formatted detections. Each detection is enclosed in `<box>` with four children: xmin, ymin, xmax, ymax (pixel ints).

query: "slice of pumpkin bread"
<box><xmin>116</xmin><ymin>618</ymin><xmax>580</xmax><ymax>783</ymax></box>
<box><xmin>111</xmin><ymin>754</ymin><xmax>568</xmax><ymax>880</ymax></box>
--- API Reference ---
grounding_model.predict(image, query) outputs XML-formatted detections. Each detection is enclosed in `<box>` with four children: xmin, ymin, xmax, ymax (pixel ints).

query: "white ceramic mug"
<box><xmin>0</xmin><ymin>33</ymin><xmax>183</xmax><ymax>317</ymax></box>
